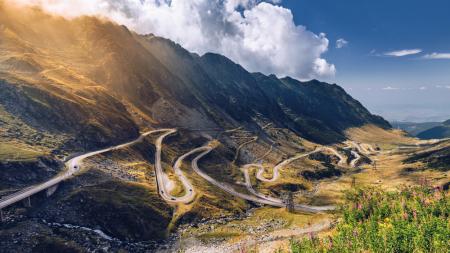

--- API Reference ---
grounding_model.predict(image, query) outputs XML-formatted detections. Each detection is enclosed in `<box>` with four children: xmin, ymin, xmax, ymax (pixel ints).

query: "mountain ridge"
<box><xmin>0</xmin><ymin>3</ymin><xmax>390</xmax><ymax>149</ymax></box>
<box><xmin>416</xmin><ymin>120</ymin><xmax>450</xmax><ymax>139</ymax></box>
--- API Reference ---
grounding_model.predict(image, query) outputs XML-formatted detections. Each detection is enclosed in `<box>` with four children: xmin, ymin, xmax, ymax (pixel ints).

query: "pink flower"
<box><xmin>357</xmin><ymin>203</ymin><xmax>363</xmax><ymax>210</ymax></box>
<box><xmin>403</xmin><ymin>212</ymin><xmax>409</xmax><ymax>220</ymax></box>
<box><xmin>328</xmin><ymin>236</ymin><xmax>334</xmax><ymax>249</ymax></box>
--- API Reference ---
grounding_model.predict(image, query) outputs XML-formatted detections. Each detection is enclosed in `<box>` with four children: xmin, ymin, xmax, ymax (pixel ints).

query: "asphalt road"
<box><xmin>241</xmin><ymin>146</ymin><xmax>346</xmax><ymax>206</ymax></box>
<box><xmin>0</xmin><ymin>129</ymin><xmax>166</xmax><ymax>210</ymax></box>
<box><xmin>1</xmin><ymin>128</ymin><xmax>346</xmax><ymax>213</ymax></box>
<box><xmin>255</xmin><ymin>146</ymin><xmax>347</xmax><ymax>182</ymax></box>
<box><xmin>191</xmin><ymin>145</ymin><xmax>335</xmax><ymax>213</ymax></box>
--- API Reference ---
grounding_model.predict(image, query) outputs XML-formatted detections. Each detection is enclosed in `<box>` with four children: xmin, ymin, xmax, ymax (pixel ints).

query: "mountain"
<box><xmin>0</xmin><ymin>4</ymin><xmax>389</xmax><ymax>154</ymax></box>
<box><xmin>394</xmin><ymin>121</ymin><xmax>442</xmax><ymax>136</ymax></box>
<box><xmin>416</xmin><ymin>119</ymin><xmax>450</xmax><ymax>139</ymax></box>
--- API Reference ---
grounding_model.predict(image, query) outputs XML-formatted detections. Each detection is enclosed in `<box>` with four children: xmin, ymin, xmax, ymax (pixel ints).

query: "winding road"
<box><xmin>241</xmin><ymin>146</ymin><xmax>346</xmax><ymax>205</ymax></box>
<box><xmin>1</xmin><ymin>127</ymin><xmax>346</xmax><ymax>214</ymax></box>
<box><xmin>232</xmin><ymin>136</ymin><xmax>258</xmax><ymax>163</ymax></box>
<box><xmin>191</xmin><ymin>144</ymin><xmax>335</xmax><ymax>213</ymax></box>
<box><xmin>344</xmin><ymin>141</ymin><xmax>367</xmax><ymax>167</ymax></box>
<box><xmin>0</xmin><ymin>129</ymin><xmax>167</xmax><ymax>210</ymax></box>
<box><xmin>168</xmin><ymin>147</ymin><xmax>206</xmax><ymax>204</ymax></box>
<box><xmin>255</xmin><ymin>151</ymin><xmax>315</xmax><ymax>183</ymax></box>
<box><xmin>322</xmin><ymin>146</ymin><xmax>347</xmax><ymax>166</ymax></box>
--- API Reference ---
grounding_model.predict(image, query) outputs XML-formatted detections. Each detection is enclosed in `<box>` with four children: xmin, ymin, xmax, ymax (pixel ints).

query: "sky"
<box><xmin>280</xmin><ymin>0</ymin><xmax>450</xmax><ymax>122</ymax></box>
<box><xmin>11</xmin><ymin>0</ymin><xmax>450</xmax><ymax>122</ymax></box>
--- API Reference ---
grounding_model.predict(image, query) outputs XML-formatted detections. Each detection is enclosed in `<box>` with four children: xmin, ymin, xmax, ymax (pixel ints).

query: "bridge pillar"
<box><xmin>285</xmin><ymin>192</ymin><xmax>294</xmax><ymax>213</ymax></box>
<box><xmin>22</xmin><ymin>197</ymin><xmax>31</xmax><ymax>208</ymax></box>
<box><xmin>46</xmin><ymin>184</ymin><xmax>59</xmax><ymax>197</ymax></box>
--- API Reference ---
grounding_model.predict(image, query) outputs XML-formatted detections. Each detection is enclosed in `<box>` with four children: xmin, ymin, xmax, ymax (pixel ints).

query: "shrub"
<box><xmin>291</xmin><ymin>185</ymin><xmax>449</xmax><ymax>252</ymax></box>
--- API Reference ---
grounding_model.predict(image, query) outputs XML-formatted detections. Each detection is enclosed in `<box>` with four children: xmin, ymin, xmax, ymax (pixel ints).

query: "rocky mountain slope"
<box><xmin>0</xmin><ymin>3</ymin><xmax>389</xmax><ymax>153</ymax></box>
<box><xmin>395</xmin><ymin>121</ymin><xmax>441</xmax><ymax>136</ymax></box>
<box><xmin>416</xmin><ymin>119</ymin><xmax>450</xmax><ymax>139</ymax></box>
<box><xmin>404</xmin><ymin>139</ymin><xmax>450</xmax><ymax>171</ymax></box>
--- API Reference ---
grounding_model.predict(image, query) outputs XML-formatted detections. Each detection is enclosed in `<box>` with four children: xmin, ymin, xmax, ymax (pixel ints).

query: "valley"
<box><xmin>2</xmin><ymin>122</ymin><xmax>448</xmax><ymax>252</ymax></box>
<box><xmin>0</xmin><ymin>2</ymin><xmax>449</xmax><ymax>253</ymax></box>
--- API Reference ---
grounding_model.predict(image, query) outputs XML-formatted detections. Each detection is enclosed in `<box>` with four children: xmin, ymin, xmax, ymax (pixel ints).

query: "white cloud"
<box><xmin>336</xmin><ymin>38</ymin><xmax>348</xmax><ymax>49</ymax></box>
<box><xmin>384</xmin><ymin>49</ymin><xmax>422</xmax><ymax>57</ymax></box>
<box><xmin>419</xmin><ymin>86</ymin><xmax>427</xmax><ymax>90</ymax></box>
<box><xmin>10</xmin><ymin>0</ymin><xmax>335</xmax><ymax>80</ymax></box>
<box><xmin>382</xmin><ymin>86</ymin><xmax>399</xmax><ymax>90</ymax></box>
<box><xmin>423</xmin><ymin>53</ymin><xmax>450</xmax><ymax>59</ymax></box>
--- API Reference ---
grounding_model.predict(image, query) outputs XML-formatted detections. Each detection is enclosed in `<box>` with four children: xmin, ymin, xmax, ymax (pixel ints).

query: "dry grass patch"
<box><xmin>0</xmin><ymin>142</ymin><xmax>46</xmax><ymax>162</ymax></box>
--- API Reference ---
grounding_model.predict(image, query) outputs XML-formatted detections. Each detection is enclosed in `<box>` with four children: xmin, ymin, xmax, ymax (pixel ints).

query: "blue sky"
<box><xmin>280</xmin><ymin>0</ymin><xmax>450</xmax><ymax>122</ymax></box>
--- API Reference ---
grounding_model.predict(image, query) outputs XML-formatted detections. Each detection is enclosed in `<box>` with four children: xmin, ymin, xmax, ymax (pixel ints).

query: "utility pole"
<box><xmin>23</xmin><ymin>197</ymin><xmax>31</xmax><ymax>208</ymax></box>
<box><xmin>285</xmin><ymin>191</ymin><xmax>294</xmax><ymax>213</ymax></box>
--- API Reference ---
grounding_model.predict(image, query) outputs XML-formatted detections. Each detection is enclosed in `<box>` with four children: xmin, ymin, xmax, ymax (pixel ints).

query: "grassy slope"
<box><xmin>0</xmin><ymin>142</ymin><xmax>44</xmax><ymax>162</ymax></box>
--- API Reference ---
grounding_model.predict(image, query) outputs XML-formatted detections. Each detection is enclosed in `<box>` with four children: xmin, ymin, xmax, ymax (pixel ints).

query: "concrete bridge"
<box><xmin>0</xmin><ymin>184</ymin><xmax>59</xmax><ymax>222</ymax></box>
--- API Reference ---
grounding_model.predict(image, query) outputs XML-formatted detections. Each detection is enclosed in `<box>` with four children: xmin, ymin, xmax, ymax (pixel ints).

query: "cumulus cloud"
<box><xmin>10</xmin><ymin>0</ymin><xmax>335</xmax><ymax>79</ymax></box>
<box><xmin>336</xmin><ymin>38</ymin><xmax>348</xmax><ymax>49</ymax></box>
<box><xmin>423</xmin><ymin>53</ymin><xmax>450</xmax><ymax>59</ymax></box>
<box><xmin>384</xmin><ymin>49</ymin><xmax>422</xmax><ymax>57</ymax></box>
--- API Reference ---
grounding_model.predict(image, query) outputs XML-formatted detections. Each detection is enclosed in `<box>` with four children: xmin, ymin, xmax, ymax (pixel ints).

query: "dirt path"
<box><xmin>179</xmin><ymin>219</ymin><xmax>333</xmax><ymax>253</ymax></box>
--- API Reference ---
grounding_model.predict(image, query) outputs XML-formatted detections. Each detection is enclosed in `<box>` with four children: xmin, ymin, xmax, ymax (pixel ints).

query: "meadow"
<box><xmin>291</xmin><ymin>182</ymin><xmax>449</xmax><ymax>252</ymax></box>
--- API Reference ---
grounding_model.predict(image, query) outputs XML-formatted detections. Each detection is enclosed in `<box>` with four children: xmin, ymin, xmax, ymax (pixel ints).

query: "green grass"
<box><xmin>291</xmin><ymin>185</ymin><xmax>450</xmax><ymax>253</ymax></box>
<box><xmin>0</xmin><ymin>142</ymin><xmax>44</xmax><ymax>161</ymax></box>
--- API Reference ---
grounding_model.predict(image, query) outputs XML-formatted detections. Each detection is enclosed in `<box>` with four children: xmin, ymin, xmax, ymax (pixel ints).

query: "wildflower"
<box><xmin>413</xmin><ymin>210</ymin><xmax>417</xmax><ymax>219</ymax></box>
<box><xmin>328</xmin><ymin>236</ymin><xmax>333</xmax><ymax>249</ymax></box>
<box><xmin>403</xmin><ymin>212</ymin><xmax>409</xmax><ymax>220</ymax></box>
<box><xmin>357</xmin><ymin>203</ymin><xmax>362</xmax><ymax>210</ymax></box>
